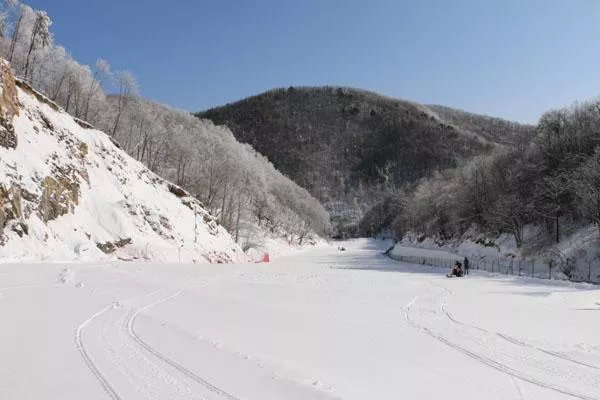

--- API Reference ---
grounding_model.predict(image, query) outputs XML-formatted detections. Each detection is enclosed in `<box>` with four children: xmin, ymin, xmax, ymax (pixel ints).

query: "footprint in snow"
<box><xmin>57</xmin><ymin>268</ymin><xmax>75</xmax><ymax>284</ymax></box>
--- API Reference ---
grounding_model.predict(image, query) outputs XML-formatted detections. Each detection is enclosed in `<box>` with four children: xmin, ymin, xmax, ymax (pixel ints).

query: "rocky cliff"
<box><xmin>0</xmin><ymin>59</ymin><xmax>243</xmax><ymax>263</ymax></box>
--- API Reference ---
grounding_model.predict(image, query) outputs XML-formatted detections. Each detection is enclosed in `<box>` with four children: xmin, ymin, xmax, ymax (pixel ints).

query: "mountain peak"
<box><xmin>197</xmin><ymin>86</ymin><xmax>535</xmax><ymax>235</ymax></box>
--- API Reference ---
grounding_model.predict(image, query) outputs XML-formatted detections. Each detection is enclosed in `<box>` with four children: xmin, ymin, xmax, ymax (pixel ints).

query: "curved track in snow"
<box><xmin>75</xmin><ymin>287</ymin><xmax>241</xmax><ymax>400</ymax></box>
<box><xmin>76</xmin><ymin>304</ymin><xmax>123</xmax><ymax>400</ymax></box>
<box><xmin>403</xmin><ymin>281</ymin><xmax>600</xmax><ymax>400</ymax></box>
<box><xmin>126</xmin><ymin>291</ymin><xmax>242</xmax><ymax>400</ymax></box>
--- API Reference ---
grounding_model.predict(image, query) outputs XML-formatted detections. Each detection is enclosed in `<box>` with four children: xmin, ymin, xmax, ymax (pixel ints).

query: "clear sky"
<box><xmin>25</xmin><ymin>0</ymin><xmax>600</xmax><ymax>123</ymax></box>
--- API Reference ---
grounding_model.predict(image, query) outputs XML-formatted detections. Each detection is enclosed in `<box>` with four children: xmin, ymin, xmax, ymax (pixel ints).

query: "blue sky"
<box><xmin>26</xmin><ymin>0</ymin><xmax>600</xmax><ymax>123</ymax></box>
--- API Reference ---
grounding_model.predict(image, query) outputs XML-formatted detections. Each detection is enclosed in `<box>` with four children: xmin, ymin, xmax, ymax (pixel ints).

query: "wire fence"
<box><xmin>387</xmin><ymin>253</ymin><xmax>600</xmax><ymax>284</ymax></box>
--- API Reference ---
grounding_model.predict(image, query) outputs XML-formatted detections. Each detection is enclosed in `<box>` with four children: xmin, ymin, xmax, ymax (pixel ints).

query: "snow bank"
<box><xmin>397</xmin><ymin>224</ymin><xmax>600</xmax><ymax>282</ymax></box>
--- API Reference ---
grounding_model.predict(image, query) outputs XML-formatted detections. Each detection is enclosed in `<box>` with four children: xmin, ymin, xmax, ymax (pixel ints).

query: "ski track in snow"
<box><xmin>75</xmin><ymin>278</ymin><xmax>244</xmax><ymax>400</ymax></box>
<box><xmin>435</xmin><ymin>279</ymin><xmax>600</xmax><ymax>371</ymax></box>
<box><xmin>75</xmin><ymin>287</ymin><xmax>166</xmax><ymax>400</ymax></box>
<box><xmin>76</xmin><ymin>303</ymin><xmax>123</xmax><ymax>400</ymax></box>
<box><xmin>127</xmin><ymin>291</ymin><xmax>242</xmax><ymax>400</ymax></box>
<box><xmin>403</xmin><ymin>279</ymin><xmax>600</xmax><ymax>400</ymax></box>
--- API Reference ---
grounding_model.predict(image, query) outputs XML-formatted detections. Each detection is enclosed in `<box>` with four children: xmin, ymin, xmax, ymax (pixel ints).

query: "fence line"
<box><xmin>386</xmin><ymin>253</ymin><xmax>600</xmax><ymax>284</ymax></box>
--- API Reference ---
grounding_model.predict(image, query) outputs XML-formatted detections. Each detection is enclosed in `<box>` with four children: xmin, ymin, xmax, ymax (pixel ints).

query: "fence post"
<box><xmin>589</xmin><ymin>260</ymin><xmax>592</xmax><ymax>282</ymax></box>
<box><xmin>548</xmin><ymin>260</ymin><xmax>553</xmax><ymax>280</ymax></box>
<box><xmin>531</xmin><ymin>259</ymin><xmax>535</xmax><ymax>278</ymax></box>
<box><xmin>518</xmin><ymin>259</ymin><xmax>522</xmax><ymax>276</ymax></box>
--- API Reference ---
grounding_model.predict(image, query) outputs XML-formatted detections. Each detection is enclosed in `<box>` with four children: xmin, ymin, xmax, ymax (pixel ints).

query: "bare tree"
<box><xmin>111</xmin><ymin>70</ymin><xmax>138</xmax><ymax>137</ymax></box>
<box><xmin>24</xmin><ymin>9</ymin><xmax>51</xmax><ymax>80</ymax></box>
<box><xmin>83</xmin><ymin>59</ymin><xmax>110</xmax><ymax>121</ymax></box>
<box><xmin>7</xmin><ymin>4</ymin><xmax>24</xmax><ymax>62</ymax></box>
<box><xmin>574</xmin><ymin>149</ymin><xmax>600</xmax><ymax>237</ymax></box>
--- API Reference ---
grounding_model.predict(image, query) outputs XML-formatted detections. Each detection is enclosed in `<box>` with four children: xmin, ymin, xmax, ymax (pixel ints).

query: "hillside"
<box><xmin>427</xmin><ymin>105</ymin><xmax>535</xmax><ymax>147</ymax></box>
<box><xmin>197</xmin><ymin>87</ymin><xmax>535</xmax><ymax>229</ymax></box>
<box><xmin>0</xmin><ymin>0</ymin><xmax>329</xmax><ymax>253</ymax></box>
<box><xmin>0</xmin><ymin>59</ymin><xmax>242</xmax><ymax>262</ymax></box>
<box><xmin>97</xmin><ymin>95</ymin><xmax>330</xmax><ymax>250</ymax></box>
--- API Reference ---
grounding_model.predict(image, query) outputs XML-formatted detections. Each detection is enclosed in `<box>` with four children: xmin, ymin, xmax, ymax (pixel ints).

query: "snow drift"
<box><xmin>0</xmin><ymin>59</ymin><xmax>243</xmax><ymax>263</ymax></box>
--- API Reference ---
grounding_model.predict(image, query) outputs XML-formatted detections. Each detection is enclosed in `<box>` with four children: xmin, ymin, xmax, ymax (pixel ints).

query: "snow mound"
<box><xmin>0</xmin><ymin>59</ymin><xmax>243</xmax><ymax>263</ymax></box>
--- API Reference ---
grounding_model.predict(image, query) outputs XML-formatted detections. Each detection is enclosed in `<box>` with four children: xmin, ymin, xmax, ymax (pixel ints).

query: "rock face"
<box><xmin>0</xmin><ymin>59</ymin><xmax>19</xmax><ymax>149</ymax></box>
<box><xmin>0</xmin><ymin>59</ymin><xmax>244</xmax><ymax>263</ymax></box>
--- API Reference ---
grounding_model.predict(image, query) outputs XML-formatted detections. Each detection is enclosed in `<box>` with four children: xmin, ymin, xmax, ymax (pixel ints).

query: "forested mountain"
<box><xmin>375</xmin><ymin>100</ymin><xmax>600</xmax><ymax>278</ymax></box>
<box><xmin>427</xmin><ymin>105</ymin><xmax>535</xmax><ymax>147</ymax></box>
<box><xmin>197</xmin><ymin>87</ymin><xmax>535</xmax><ymax>234</ymax></box>
<box><xmin>0</xmin><ymin>0</ymin><xmax>329</xmax><ymax>253</ymax></box>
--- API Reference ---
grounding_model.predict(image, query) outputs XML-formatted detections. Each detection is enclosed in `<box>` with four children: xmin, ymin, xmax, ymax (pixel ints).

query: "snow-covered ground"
<box><xmin>2</xmin><ymin>239</ymin><xmax>600</xmax><ymax>399</ymax></box>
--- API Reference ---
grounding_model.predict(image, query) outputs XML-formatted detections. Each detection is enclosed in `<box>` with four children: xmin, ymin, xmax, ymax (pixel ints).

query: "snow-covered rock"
<box><xmin>0</xmin><ymin>59</ymin><xmax>244</xmax><ymax>263</ymax></box>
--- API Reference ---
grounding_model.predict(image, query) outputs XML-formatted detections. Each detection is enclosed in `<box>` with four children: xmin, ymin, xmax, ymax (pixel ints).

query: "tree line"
<box><xmin>361</xmin><ymin>100</ymin><xmax>600</xmax><ymax>274</ymax></box>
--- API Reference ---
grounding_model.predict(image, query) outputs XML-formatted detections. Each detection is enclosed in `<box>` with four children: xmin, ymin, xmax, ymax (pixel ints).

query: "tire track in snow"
<box><xmin>127</xmin><ymin>290</ymin><xmax>243</xmax><ymax>400</ymax></box>
<box><xmin>403</xmin><ymin>288</ymin><xmax>600</xmax><ymax>400</ymax></box>
<box><xmin>495</xmin><ymin>333</ymin><xmax>600</xmax><ymax>371</ymax></box>
<box><xmin>74</xmin><ymin>288</ymin><xmax>163</xmax><ymax>400</ymax></box>
<box><xmin>76</xmin><ymin>304</ymin><xmax>123</xmax><ymax>400</ymax></box>
<box><xmin>436</xmin><ymin>282</ymin><xmax>600</xmax><ymax>372</ymax></box>
<box><xmin>430</xmin><ymin>281</ymin><xmax>525</xmax><ymax>398</ymax></box>
<box><xmin>440</xmin><ymin>298</ymin><xmax>525</xmax><ymax>400</ymax></box>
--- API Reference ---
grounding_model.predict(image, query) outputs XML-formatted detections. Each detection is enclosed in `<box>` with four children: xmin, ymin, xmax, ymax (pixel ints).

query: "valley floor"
<box><xmin>1</xmin><ymin>240</ymin><xmax>600</xmax><ymax>399</ymax></box>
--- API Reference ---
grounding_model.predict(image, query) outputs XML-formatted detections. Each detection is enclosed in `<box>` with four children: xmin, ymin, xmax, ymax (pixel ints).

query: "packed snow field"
<box><xmin>2</xmin><ymin>240</ymin><xmax>600</xmax><ymax>400</ymax></box>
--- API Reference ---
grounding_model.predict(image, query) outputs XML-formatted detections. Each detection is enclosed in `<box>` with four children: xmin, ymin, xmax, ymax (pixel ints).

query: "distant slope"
<box><xmin>0</xmin><ymin>59</ymin><xmax>242</xmax><ymax>262</ymax></box>
<box><xmin>427</xmin><ymin>105</ymin><xmax>535</xmax><ymax>146</ymax></box>
<box><xmin>197</xmin><ymin>86</ymin><xmax>534</xmax><ymax>224</ymax></box>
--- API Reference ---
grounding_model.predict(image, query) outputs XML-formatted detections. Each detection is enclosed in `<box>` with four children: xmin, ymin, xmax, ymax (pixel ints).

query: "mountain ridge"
<box><xmin>197</xmin><ymin>86</ymin><xmax>535</xmax><ymax>233</ymax></box>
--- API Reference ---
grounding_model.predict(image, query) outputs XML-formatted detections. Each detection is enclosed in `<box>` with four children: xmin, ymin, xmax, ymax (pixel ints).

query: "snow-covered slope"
<box><xmin>0</xmin><ymin>59</ymin><xmax>243</xmax><ymax>263</ymax></box>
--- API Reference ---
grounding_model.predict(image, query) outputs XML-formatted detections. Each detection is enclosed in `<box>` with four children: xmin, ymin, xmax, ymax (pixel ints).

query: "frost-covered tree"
<box><xmin>23</xmin><ymin>9</ymin><xmax>50</xmax><ymax>79</ymax></box>
<box><xmin>0</xmin><ymin>0</ymin><xmax>18</xmax><ymax>38</ymax></box>
<box><xmin>111</xmin><ymin>70</ymin><xmax>138</xmax><ymax>137</ymax></box>
<box><xmin>83</xmin><ymin>59</ymin><xmax>110</xmax><ymax>121</ymax></box>
<box><xmin>574</xmin><ymin>149</ymin><xmax>600</xmax><ymax>237</ymax></box>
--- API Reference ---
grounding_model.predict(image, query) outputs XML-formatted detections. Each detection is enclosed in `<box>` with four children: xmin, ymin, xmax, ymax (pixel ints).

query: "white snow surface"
<box><xmin>2</xmin><ymin>239</ymin><xmax>600</xmax><ymax>399</ymax></box>
<box><xmin>0</xmin><ymin>78</ymin><xmax>243</xmax><ymax>263</ymax></box>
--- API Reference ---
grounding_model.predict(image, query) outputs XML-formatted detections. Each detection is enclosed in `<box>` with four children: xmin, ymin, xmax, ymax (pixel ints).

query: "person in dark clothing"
<box><xmin>448</xmin><ymin>261</ymin><xmax>463</xmax><ymax>277</ymax></box>
<box><xmin>463</xmin><ymin>257</ymin><xmax>470</xmax><ymax>275</ymax></box>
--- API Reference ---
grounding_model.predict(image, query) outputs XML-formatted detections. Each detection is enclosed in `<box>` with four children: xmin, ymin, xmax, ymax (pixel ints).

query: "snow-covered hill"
<box><xmin>0</xmin><ymin>59</ymin><xmax>243</xmax><ymax>263</ymax></box>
